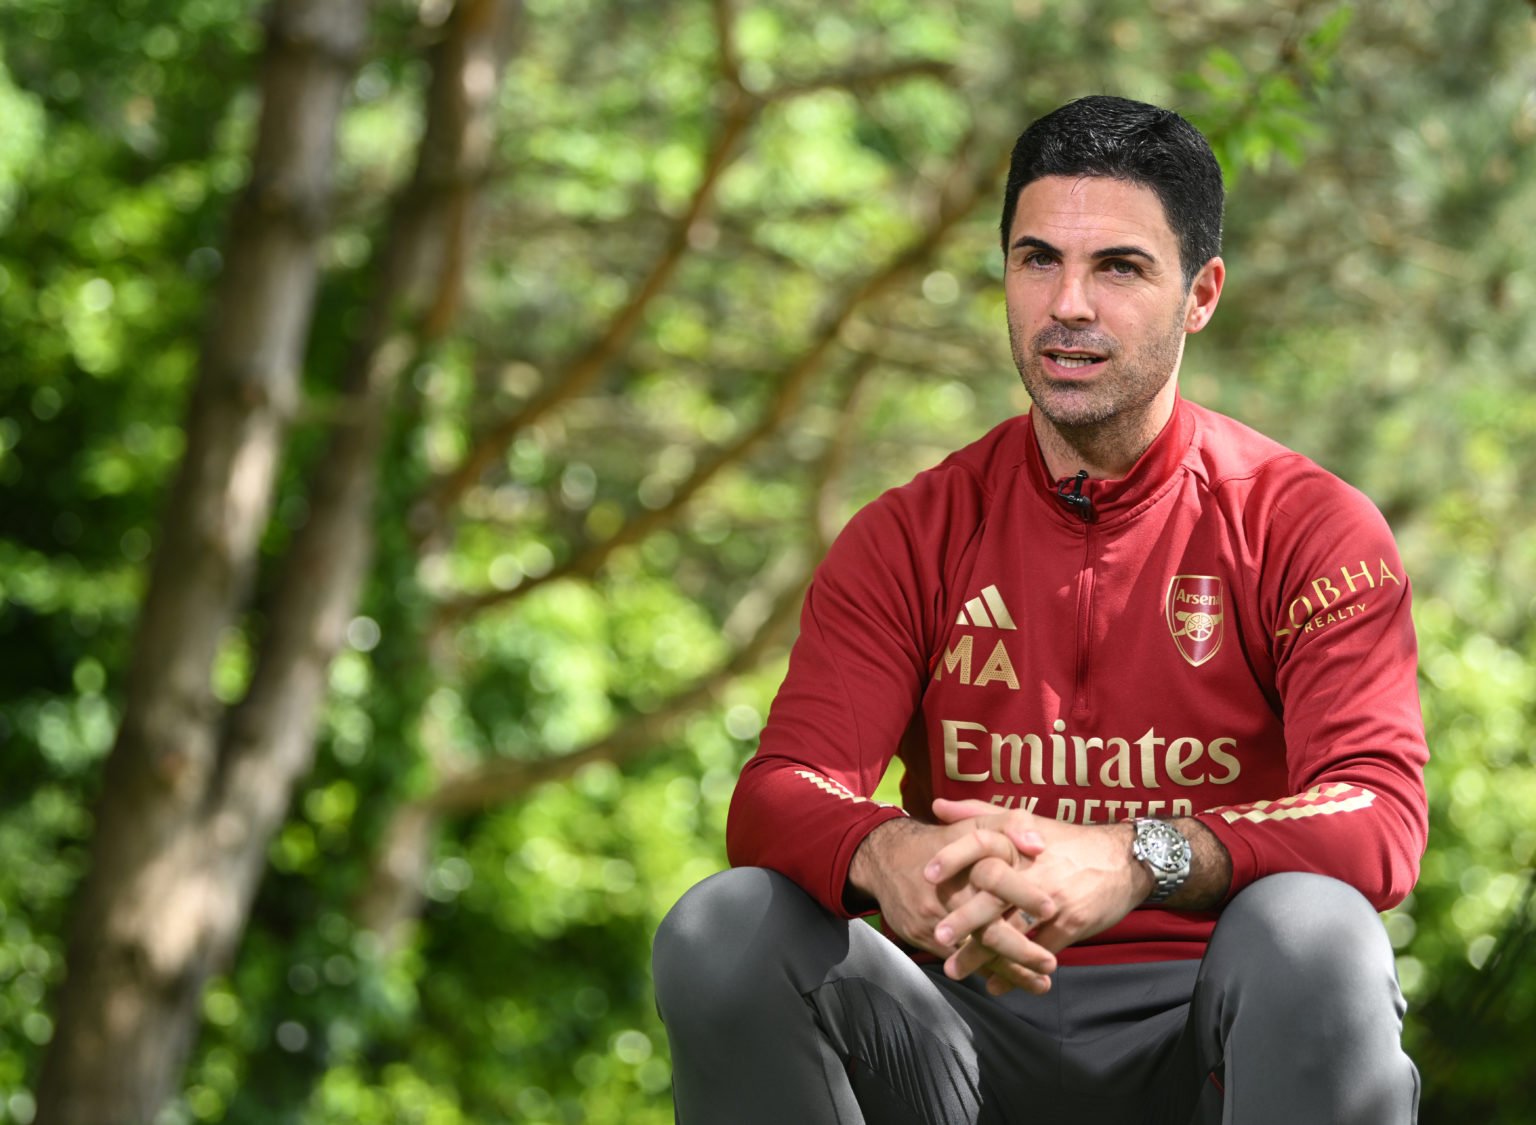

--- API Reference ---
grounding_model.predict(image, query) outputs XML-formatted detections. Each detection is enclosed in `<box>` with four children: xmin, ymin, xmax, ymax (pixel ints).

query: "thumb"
<box><xmin>932</xmin><ymin>797</ymin><xmax>997</xmax><ymax>824</ymax></box>
<box><xmin>1004</xmin><ymin>825</ymin><xmax>1047</xmax><ymax>857</ymax></box>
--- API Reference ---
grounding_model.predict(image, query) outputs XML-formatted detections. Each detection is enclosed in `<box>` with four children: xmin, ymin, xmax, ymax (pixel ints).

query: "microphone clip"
<box><xmin>1055</xmin><ymin>469</ymin><xmax>1095</xmax><ymax>523</ymax></box>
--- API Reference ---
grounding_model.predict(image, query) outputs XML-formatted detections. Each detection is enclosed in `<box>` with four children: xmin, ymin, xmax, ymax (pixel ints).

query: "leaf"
<box><xmin>1305</xmin><ymin>6</ymin><xmax>1356</xmax><ymax>55</ymax></box>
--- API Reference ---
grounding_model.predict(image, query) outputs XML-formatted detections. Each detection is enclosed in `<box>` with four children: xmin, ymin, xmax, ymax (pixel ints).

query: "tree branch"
<box><xmin>711</xmin><ymin>0</ymin><xmax>744</xmax><ymax>92</ymax></box>
<box><xmin>411</xmin><ymin>38</ymin><xmax>959</xmax><ymax>543</ymax></box>
<box><xmin>436</xmin><ymin>362</ymin><xmax>823</xmax><ymax>622</ymax></box>
<box><xmin>761</xmin><ymin>58</ymin><xmax>956</xmax><ymax>103</ymax></box>
<box><xmin>353</xmin><ymin>554</ymin><xmax>809</xmax><ymax>942</ymax></box>
<box><xmin>355</xmin><ymin>356</ymin><xmax>873</xmax><ymax>941</ymax></box>
<box><xmin>435</xmin><ymin>129</ymin><xmax>1006</xmax><ymax>621</ymax></box>
<box><xmin>812</xmin><ymin>356</ymin><xmax>875</xmax><ymax>550</ymax></box>
<box><xmin>437</xmin><ymin>570</ymin><xmax>810</xmax><ymax>813</ymax></box>
<box><xmin>412</xmin><ymin>9</ymin><xmax>755</xmax><ymax>541</ymax></box>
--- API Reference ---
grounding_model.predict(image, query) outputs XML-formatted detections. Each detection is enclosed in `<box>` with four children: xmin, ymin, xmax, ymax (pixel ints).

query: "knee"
<box><xmin>1210</xmin><ymin>873</ymin><xmax>1402</xmax><ymax>1021</ymax></box>
<box><xmin>653</xmin><ymin>868</ymin><xmax>766</xmax><ymax>989</ymax></box>
<box><xmin>1221</xmin><ymin>874</ymin><xmax>1389</xmax><ymax>970</ymax></box>
<box><xmin>652</xmin><ymin>867</ymin><xmax>829</xmax><ymax>1020</ymax></box>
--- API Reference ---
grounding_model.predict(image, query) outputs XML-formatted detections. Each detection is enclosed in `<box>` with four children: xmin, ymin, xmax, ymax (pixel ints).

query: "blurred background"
<box><xmin>1</xmin><ymin>0</ymin><xmax>1533</xmax><ymax>1121</ymax></box>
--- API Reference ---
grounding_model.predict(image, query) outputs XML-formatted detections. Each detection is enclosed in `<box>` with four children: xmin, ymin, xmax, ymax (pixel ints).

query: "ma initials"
<box><xmin>933</xmin><ymin>635</ymin><xmax>1019</xmax><ymax>689</ymax></box>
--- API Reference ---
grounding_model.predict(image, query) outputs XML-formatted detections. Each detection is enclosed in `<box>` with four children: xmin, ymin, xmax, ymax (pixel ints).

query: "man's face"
<box><xmin>1004</xmin><ymin>175</ymin><xmax>1220</xmax><ymax>438</ymax></box>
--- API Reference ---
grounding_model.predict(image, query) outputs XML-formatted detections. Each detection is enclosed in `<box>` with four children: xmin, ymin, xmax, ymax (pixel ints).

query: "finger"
<box><xmin>954</xmin><ymin>911</ymin><xmax>1057</xmax><ymax>976</ymax></box>
<box><xmin>1008</xmin><ymin>828</ymin><xmax>1046</xmax><ymax>855</ymax></box>
<box><xmin>1018</xmin><ymin>919</ymin><xmax>1077</xmax><ymax>958</ymax></box>
<box><xmin>925</xmin><ymin>827</ymin><xmax>1018</xmax><ymax>885</ymax></box>
<box><xmin>938</xmin><ymin>903</ymin><xmax>1054</xmax><ymax>979</ymax></box>
<box><xmin>985</xmin><ymin>962</ymin><xmax>1052</xmax><ymax>996</ymax></box>
<box><xmin>931</xmin><ymin>797</ymin><xmax>1000</xmax><ymax>824</ymax></box>
<box><xmin>948</xmin><ymin>938</ymin><xmax>1055</xmax><ymax>989</ymax></box>
<box><xmin>949</xmin><ymin>932</ymin><xmax>1004</xmax><ymax>978</ymax></box>
<box><xmin>966</xmin><ymin>855</ymin><xmax>1058</xmax><ymax>923</ymax></box>
<box><xmin>933</xmin><ymin>871</ymin><xmax>977</xmax><ymax>908</ymax></box>
<box><xmin>932</xmin><ymin>801</ymin><xmax>1045</xmax><ymax>857</ymax></box>
<box><xmin>927</xmin><ymin>876</ymin><xmax>1014</xmax><ymax>950</ymax></box>
<box><xmin>947</xmin><ymin>919</ymin><xmax>1058</xmax><ymax>982</ymax></box>
<box><xmin>926</xmin><ymin>827</ymin><xmax>1047</xmax><ymax>888</ymax></box>
<box><xmin>1000</xmin><ymin>823</ymin><xmax>1048</xmax><ymax>855</ymax></box>
<box><xmin>937</xmin><ymin>900</ymin><xmax>1055</xmax><ymax>973</ymax></box>
<box><xmin>933</xmin><ymin>858</ymin><xmax>1035</xmax><ymax>947</ymax></box>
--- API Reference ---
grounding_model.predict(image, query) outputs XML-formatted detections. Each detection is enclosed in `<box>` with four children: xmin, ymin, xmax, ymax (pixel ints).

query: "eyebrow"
<box><xmin>1010</xmin><ymin>235</ymin><xmax>1159</xmax><ymax>264</ymax></box>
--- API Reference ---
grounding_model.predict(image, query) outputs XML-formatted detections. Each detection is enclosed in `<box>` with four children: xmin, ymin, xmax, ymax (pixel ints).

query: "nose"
<box><xmin>1050</xmin><ymin>270</ymin><xmax>1095</xmax><ymax>326</ymax></box>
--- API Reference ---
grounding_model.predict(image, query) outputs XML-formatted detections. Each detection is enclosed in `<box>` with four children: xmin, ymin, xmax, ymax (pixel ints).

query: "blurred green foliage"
<box><xmin>2</xmin><ymin>0</ymin><xmax>1535</xmax><ymax>1121</ymax></box>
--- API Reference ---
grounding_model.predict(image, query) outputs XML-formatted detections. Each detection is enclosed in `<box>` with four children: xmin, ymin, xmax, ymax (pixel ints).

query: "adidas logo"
<box><xmin>955</xmin><ymin>584</ymin><xmax>1016</xmax><ymax>630</ymax></box>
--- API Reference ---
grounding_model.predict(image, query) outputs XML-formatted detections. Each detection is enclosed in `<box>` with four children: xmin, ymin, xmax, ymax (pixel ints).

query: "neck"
<box><xmin>1033</xmin><ymin>394</ymin><xmax>1177</xmax><ymax>481</ymax></box>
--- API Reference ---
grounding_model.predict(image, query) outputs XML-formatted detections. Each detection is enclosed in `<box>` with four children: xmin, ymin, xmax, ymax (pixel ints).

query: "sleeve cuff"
<box><xmin>828</xmin><ymin>805</ymin><xmax>910</xmax><ymax>918</ymax></box>
<box><xmin>1196</xmin><ymin>810</ymin><xmax>1262</xmax><ymax>903</ymax></box>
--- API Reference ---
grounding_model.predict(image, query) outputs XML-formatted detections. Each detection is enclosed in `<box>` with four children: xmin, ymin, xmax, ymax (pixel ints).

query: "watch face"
<box><xmin>1137</xmin><ymin>821</ymin><xmax>1188</xmax><ymax>873</ymax></box>
<box><xmin>1134</xmin><ymin>820</ymin><xmax>1189</xmax><ymax>903</ymax></box>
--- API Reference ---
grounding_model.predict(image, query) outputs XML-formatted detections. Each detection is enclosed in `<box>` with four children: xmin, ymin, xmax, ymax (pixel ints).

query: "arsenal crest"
<box><xmin>1166</xmin><ymin>574</ymin><xmax>1224</xmax><ymax>667</ymax></box>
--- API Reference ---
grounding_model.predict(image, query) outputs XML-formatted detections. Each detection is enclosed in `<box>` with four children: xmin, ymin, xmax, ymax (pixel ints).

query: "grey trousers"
<box><xmin>652</xmin><ymin>869</ymin><xmax>1418</xmax><ymax>1124</ymax></box>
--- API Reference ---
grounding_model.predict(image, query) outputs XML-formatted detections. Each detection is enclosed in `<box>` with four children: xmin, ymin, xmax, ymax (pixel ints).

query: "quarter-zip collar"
<box><xmin>1024</xmin><ymin>396</ymin><xmax>1197</xmax><ymax>527</ymax></box>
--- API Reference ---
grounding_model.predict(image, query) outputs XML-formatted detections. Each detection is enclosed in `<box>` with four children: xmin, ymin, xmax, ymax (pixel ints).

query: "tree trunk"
<box><xmin>37</xmin><ymin>0</ymin><xmax>519</xmax><ymax>1115</ymax></box>
<box><xmin>205</xmin><ymin>0</ymin><xmax>520</xmax><ymax>1006</ymax></box>
<box><xmin>34</xmin><ymin>5</ymin><xmax>371</xmax><ymax>1122</ymax></box>
<box><xmin>39</xmin><ymin>0</ymin><xmax>519</xmax><ymax>1106</ymax></box>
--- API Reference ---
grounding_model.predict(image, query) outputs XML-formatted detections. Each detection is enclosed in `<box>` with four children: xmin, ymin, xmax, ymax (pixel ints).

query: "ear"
<box><xmin>1183</xmin><ymin>256</ymin><xmax>1225</xmax><ymax>333</ymax></box>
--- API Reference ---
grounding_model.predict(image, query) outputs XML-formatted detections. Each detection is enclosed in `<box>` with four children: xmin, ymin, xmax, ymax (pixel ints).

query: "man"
<box><xmin>653</xmin><ymin>96</ymin><xmax>1427</xmax><ymax>1123</ymax></box>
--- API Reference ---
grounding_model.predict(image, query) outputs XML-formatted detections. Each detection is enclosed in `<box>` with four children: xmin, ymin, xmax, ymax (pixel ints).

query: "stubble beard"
<box><xmin>1008</xmin><ymin>308</ymin><xmax>1187</xmax><ymax>449</ymax></box>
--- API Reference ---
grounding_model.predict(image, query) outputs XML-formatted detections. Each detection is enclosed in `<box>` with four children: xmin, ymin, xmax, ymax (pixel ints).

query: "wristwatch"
<box><xmin>1131</xmin><ymin>818</ymin><xmax>1192</xmax><ymax>904</ymax></box>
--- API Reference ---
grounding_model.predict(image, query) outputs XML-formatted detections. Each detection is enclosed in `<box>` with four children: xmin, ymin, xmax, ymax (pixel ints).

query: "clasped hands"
<box><xmin>853</xmin><ymin>798</ymin><xmax>1152</xmax><ymax>996</ymax></box>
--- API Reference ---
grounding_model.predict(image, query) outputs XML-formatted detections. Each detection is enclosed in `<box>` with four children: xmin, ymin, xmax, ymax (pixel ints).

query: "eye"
<box><xmin>1103</xmin><ymin>258</ymin><xmax>1141</xmax><ymax>277</ymax></box>
<box><xmin>1021</xmin><ymin>250</ymin><xmax>1056</xmax><ymax>269</ymax></box>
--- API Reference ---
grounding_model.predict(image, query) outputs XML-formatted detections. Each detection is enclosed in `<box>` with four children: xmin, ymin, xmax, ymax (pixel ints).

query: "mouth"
<box><xmin>1041</xmin><ymin>349</ymin><xmax>1108</xmax><ymax>374</ymax></box>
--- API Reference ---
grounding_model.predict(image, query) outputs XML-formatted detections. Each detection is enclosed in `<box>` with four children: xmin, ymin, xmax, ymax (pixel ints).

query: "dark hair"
<box><xmin>999</xmin><ymin>96</ymin><xmax>1224</xmax><ymax>288</ymax></box>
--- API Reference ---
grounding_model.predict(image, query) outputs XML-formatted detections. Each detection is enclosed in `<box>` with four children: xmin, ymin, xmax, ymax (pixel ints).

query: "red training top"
<box><xmin>727</xmin><ymin>398</ymin><xmax>1429</xmax><ymax>965</ymax></box>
